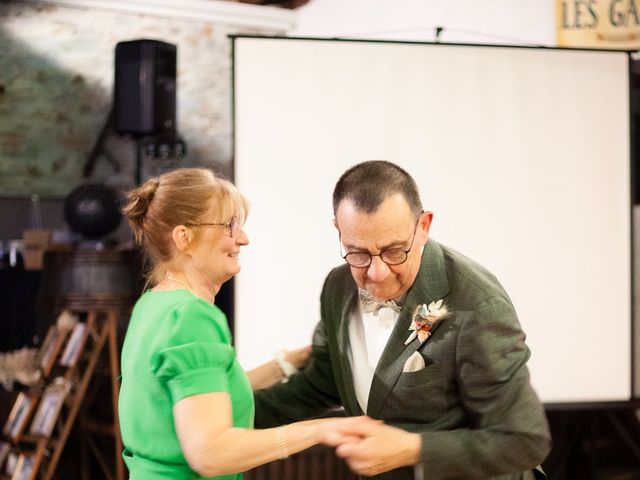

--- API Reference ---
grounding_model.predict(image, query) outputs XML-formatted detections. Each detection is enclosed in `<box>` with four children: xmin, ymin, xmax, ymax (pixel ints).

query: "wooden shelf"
<box><xmin>1</xmin><ymin>309</ymin><xmax>125</xmax><ymax>480</ymax></box>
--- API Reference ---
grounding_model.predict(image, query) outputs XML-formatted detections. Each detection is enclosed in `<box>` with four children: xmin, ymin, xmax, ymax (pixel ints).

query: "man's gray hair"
<box><xmin>332</xmin><ymin>160</ymin><xmax>423</xmax><ymax>216</ymax></box>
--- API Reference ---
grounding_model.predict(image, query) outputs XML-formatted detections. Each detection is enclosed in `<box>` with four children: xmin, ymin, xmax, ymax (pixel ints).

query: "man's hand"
<box><xmin>333</xmin><ymin>422</ymin><xmax>422</xmax><ymax>477</ymax></box>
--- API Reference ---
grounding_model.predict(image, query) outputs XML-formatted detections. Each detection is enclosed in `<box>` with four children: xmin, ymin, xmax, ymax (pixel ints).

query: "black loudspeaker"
<box><xmin>114</xmin><ymin>39</ymin><xmax>177</xmax><ymax>136</ymax></box>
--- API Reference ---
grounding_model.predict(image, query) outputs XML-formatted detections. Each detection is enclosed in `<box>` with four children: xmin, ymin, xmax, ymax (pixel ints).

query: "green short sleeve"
<box><xmin>151</xmin><ymin>341</ymin><xmax>235</xmax><ymax>404</ymax></box>
<box><xmin>149</xmin><ymin>297</ymin><xmax>235</xmax><ymax>404</ymax></box>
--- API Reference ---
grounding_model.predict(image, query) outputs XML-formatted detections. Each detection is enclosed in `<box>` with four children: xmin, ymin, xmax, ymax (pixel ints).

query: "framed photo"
<box><xmin>5</xmin><ymin>451</ymin><xmax>18</xmax><ymax>476</ymax></box>
<box><xmin>0</xmin><ymin>442</ymin><xmax>10</xmax><ymax>471</ymax></box>
<box><xmin>2</xmin><ymin>393</ymin><xmax>38</xmax><ymax>443</ymax></box>
<box><xmin>37</xmin><ymin>326</ymin><xmax>67</xmax><ymax>377</ymax></box>
<box><xmin>28</xmin><ymin>379</ymin><xmax>71</xmax><ymax>437</ymax></box>
<box><xmin>59</xmin><ymin>322</ymin><xmax>88</xmax><ymax>368</ymax></box>
<box><xmin>11</xmin><ymin>452</ymin><xmax>36</xmax><ymax>480</ymax></box>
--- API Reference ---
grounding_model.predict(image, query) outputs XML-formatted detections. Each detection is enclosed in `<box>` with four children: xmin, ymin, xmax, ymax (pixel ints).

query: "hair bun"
<box><xmin>122</xmin><ymin>178</ymin><xmax>160</xmax><ymax>243</ymax></box>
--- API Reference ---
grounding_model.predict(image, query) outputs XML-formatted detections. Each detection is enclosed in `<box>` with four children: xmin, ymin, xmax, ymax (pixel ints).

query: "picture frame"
<box><xmin>11</xmin><ymin>452</ymin><xmax>36</xmax><ymax>480</ymax></box>
<box><xmin>28</xmin><ymin>378</ymin><xmax>71</xmax><ymax>437</ymax></box>
<box><xmin>0</xmin><ymin>442</ymin><xmax>10</xmax><ymax>472</ymax></box>
<box><xmin>2</xmin><ymin>393</ymin><xmax>38</xmax><ymax>443</ymax></box>
<box><xmin>5</xmin><ymin>451</ymin><xmax>18</xmax><ymax>476</ymax></box>
<box><xmin>37</xmin><ymin>326</ymin><xmax>67</xmax><ymax>377</ymax></box>
<box><xmin>59</xmin><ymin>322</ymin><xmax>88</xmax><ymax>368</ymax></box>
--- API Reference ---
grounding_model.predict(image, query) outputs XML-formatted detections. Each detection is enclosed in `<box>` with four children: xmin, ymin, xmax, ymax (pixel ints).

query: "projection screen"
<box><xmin>232</xmin><ymin>36</ymin><xmax>632</xmax><ymax>404</ymax></box>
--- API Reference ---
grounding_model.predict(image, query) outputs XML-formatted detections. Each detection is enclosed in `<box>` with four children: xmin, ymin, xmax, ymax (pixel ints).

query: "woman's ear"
<box><xmin>171</xmin><ymin>225</ymin><xmax>192</xmax><ymax>252</ymax></box>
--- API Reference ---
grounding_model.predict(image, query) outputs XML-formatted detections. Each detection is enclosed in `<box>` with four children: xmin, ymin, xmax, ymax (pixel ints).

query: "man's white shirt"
<box><xmin>348</xmin><ymin>299</ymin><xmax>426</xmax><ymax>479</ymax></box>
<box><xmin>348</xmin><ymin>302</ymin><xmax>401</xmax><ymax>413</ymax></box>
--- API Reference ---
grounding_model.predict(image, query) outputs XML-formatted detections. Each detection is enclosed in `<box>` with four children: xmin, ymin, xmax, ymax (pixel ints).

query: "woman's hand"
<box><xmin>283</xmin><ymin>345</ymin><xmax>312</xmax><ymax>370</ymax></box>
<box><xmin>313</xmin><ymin>416</ymin><xmax>382</xmax><ymax>447</ymax></box>
<box><xmin>246</xmin><ymin>345</ymin><xmax>312</xmax><ymax>390</ymax></box>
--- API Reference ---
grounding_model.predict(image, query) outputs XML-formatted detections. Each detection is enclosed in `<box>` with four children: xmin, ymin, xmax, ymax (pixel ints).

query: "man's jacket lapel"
<box><xmin>335</xmin><ymin>286</ymin><xmax>364</xmax><ymax>415</ymax></box>
<box><xmin>366</xmin><ymin>239</ymin><xmax>450</xmax><ymax>418</ymax></box>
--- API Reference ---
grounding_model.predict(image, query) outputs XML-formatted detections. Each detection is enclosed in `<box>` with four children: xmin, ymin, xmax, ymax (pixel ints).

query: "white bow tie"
<box><xmin>358</xmin><ymin>289</ymin><xmax>402</xmax><ymax>314</ymax></box>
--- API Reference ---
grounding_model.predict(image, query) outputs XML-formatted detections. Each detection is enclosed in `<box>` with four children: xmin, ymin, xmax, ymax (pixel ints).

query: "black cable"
<box><xmin>82</xmin><ymin>108</ymin><xmax>114</xmax><ymax>178</ymax></box>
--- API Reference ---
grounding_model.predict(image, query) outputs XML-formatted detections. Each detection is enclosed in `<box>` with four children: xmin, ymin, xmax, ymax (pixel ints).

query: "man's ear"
<box><xmin>171</xmin><ymin>225</ymin><xmax>192</xmax><ymax>252</ymax></box>
<box><xmin>417</xmin><ymin>211</ymin><xmax>433</xmax><ymax>244</ymax></box>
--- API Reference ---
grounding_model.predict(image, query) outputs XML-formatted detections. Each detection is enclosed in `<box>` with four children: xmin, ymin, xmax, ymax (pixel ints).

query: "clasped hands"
<box><xmin>316</xmin><ymin>416</ymin><xmax>421</xmax><ymax>477</ymax></box>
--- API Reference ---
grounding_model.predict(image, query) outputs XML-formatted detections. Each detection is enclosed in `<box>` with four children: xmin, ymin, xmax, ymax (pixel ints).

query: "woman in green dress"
<box><xmin>118</xmin><ymin>168</ymin><xmax>374</xmax><ymax>479</ymax></box>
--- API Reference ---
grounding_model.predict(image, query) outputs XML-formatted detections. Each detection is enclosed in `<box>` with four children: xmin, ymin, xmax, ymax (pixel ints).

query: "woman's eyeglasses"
<box><xmin>185</xmin><ymin>216</ymin><xmax>240</xmax><ymax>238</ymax></box>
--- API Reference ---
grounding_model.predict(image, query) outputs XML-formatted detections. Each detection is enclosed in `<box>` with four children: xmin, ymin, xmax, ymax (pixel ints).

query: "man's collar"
<box><xmin>406</xmin><ymin>238</ymin><xmax>450</xmax><ymax>307</ymax></box>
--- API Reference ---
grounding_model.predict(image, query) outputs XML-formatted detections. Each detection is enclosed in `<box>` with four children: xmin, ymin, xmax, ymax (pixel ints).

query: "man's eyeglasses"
<box><xmin>340</xmin><ymin>218</ymin><xmax>420</xmax><ymax>268</ymax></box>
<box><xmin>185</xmin><ymin>216</ymin><xmax>240</xmax><ymax>238</ymax></box>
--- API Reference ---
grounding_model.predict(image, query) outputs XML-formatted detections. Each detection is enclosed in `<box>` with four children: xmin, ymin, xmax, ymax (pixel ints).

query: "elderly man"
<box><xmin>255</xmin><ymin>160</ymin><xmax>550</xmax><ymax>479</ymax></box>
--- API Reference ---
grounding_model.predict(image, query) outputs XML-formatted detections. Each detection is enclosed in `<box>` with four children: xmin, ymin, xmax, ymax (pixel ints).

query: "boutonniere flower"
<box><xmin>404</xmin><ymin>299</ymin><xmax>449</xmax><ymax>345</ymax></box>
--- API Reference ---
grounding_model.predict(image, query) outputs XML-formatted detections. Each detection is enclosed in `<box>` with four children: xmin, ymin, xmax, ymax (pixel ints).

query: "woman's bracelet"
<box><xmin>274</xmin><ymin>350</ymin><xmax>298</xmax><ymax>383</ymax></box>
<box><xmin>275</xmin><ymin>425</ymin><xmax>289</xmax><ymax>459</ymax></box>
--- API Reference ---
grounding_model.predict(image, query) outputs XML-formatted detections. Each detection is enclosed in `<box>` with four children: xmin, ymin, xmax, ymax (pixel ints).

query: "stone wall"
<box><xmin>0</xmin><ymin>1</ymin><xmax>275</xmax><ymax>239</ymax></box>
<box><xmin>0</xmin><ymin>1</ymin><xmax>272</xmax><ymax>197</ymax></box>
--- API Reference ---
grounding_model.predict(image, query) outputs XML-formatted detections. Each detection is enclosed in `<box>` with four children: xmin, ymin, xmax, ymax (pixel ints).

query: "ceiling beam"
<box><xmin>20</xmin><ymin>0</ymin><xmax>297</xmax><ymax>31</ymax></box>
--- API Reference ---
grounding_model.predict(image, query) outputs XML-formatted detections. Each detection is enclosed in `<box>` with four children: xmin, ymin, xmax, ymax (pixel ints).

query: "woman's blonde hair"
<box><xmin>122</xmin><ymin>168</ymin><xmax>249</xmax><ymax>284</ymax></box>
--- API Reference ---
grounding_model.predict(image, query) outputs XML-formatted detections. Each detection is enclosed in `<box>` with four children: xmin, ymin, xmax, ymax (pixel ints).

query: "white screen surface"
<box><xmin>233</xmin><ymin>37</ymin><xmax>631</xmax><ymax>404</ymax></box>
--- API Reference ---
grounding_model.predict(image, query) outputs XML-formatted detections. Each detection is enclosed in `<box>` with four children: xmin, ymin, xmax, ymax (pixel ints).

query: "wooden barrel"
<box><xmin>38</xmin><ymin>248</ymin><xmax>141</xmax><ymax>313</ymax></box>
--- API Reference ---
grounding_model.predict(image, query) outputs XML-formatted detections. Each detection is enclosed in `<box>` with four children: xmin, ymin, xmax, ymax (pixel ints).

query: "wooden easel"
<box><xmin>3</xmin><ymin>309</ymin><xmax>124</xmax><ymax>480</ymax></box>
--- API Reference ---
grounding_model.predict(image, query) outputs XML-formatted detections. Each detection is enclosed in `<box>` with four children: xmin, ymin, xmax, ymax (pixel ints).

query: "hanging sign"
<box><xmin>557</xmin><ymin>0</ymin><xmax>640</xmax><ymax>49</ymax></box>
